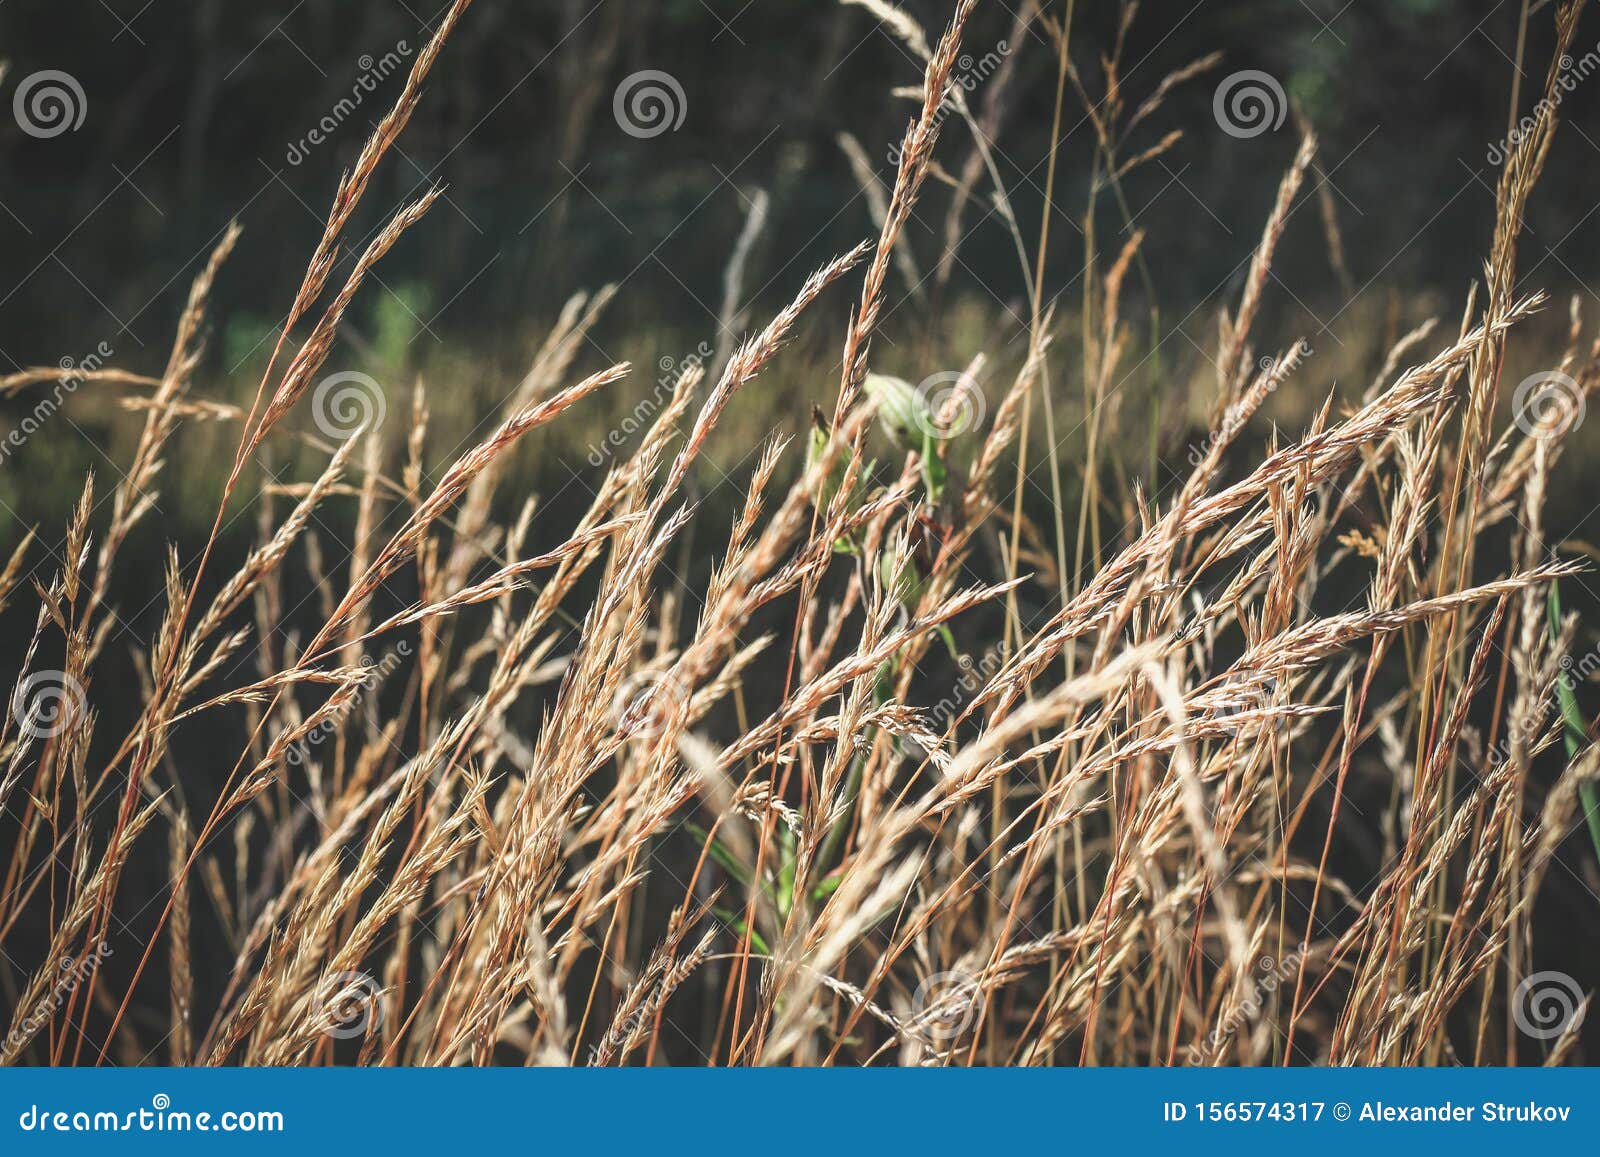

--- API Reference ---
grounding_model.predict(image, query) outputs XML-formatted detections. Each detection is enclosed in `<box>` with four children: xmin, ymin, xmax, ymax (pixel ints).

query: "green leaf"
<box><xmin>712</xmin><ymin>907</ymin><xmax>770</xmax><ymax>956</ymax></box>
<box><xmin>921</xmin><ymin>431</ymin><xmax>947</xmax><ymax>503</ymax></box>
<box><xmin>1548</xmin><ymin>581</ymin><xmax>1600</xmax><ymax>866</ymax></box>
<box><xmin>810</xmin><ymin>872</ymin><xmax>844</xmax><ymax>902</ymax></box>
<box><xmin>685</xmin><ymin>822</ymin><xmax>751</xmax><ymax>886</ymax></box>
<box><xmin>776</xmin><ymin>828</ymin><xmax>797</xmax><ymax>922</ymax></box>
<box><xmin>864</xmin><ymin>372</ymin><xmax>926</xmax><ymax>451</ymax></box>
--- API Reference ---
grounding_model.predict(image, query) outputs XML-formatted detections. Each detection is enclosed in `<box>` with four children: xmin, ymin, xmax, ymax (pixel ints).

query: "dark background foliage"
<box><xmin>0</xmin><ymin>0</ymin><xmax>1595</xmax><ymax>376</ymax></box>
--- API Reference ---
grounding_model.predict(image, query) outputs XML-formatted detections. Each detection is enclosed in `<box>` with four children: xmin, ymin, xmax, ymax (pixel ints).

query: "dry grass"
<box><xmin>2</xmin><ymin>0</ymin><xmax>1598</xmax><ymax>1067</ymax></box>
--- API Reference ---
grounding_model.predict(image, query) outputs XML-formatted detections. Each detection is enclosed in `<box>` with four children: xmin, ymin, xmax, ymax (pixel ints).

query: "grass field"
<box><xmin>3</xmin><ymin>0</ymin><xmax>1599</xmax><ymax>1067</ymax></box>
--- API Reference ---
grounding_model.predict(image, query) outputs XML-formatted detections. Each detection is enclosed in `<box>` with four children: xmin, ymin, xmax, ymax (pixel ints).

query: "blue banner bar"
<box><xmin>1</xmin><ymin>1068</ymin><xmax>1596</xmax><ymax>1153</ymax></box>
